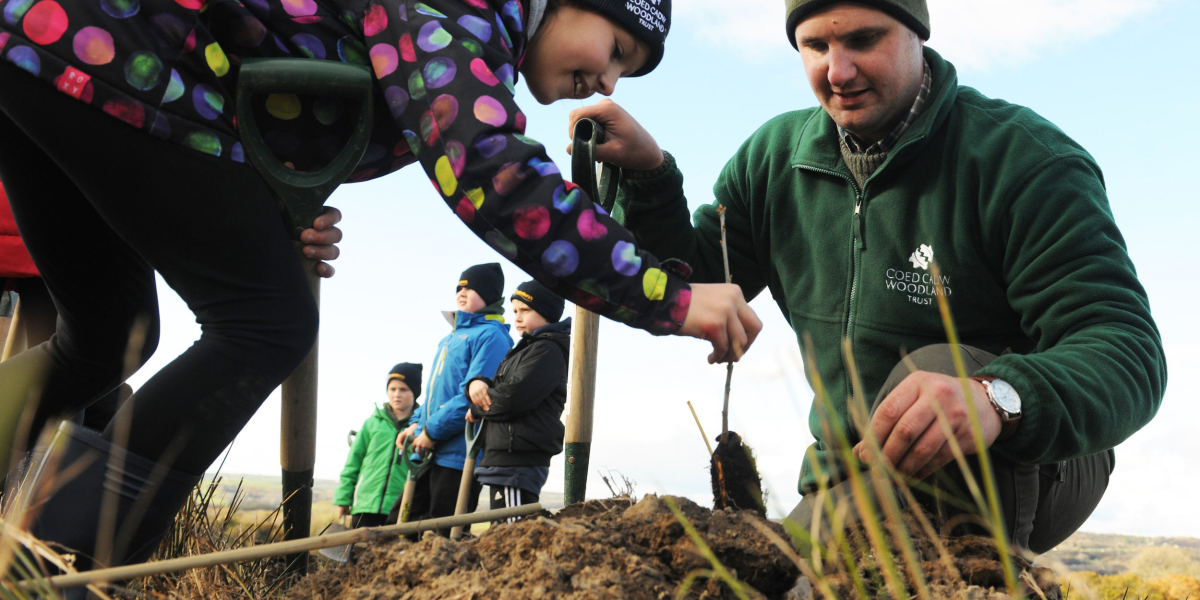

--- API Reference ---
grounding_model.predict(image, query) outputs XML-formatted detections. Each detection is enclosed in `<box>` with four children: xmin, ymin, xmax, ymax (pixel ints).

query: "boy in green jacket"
<box><xmin>570</xmin><ymin>0</ymin><xmax>1166</xmax><ymax>553</ymax></box>
<box><xmin>334</xmin><ymin>363</ymin><xmax>421</xmax><ymax>529</ymax></box>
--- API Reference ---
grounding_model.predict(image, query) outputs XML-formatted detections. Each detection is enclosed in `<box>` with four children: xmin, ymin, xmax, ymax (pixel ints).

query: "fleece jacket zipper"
<box><xmin>795</xmin><ymin>165</ymin><xmax>863</xmax><ymax>344</ymax></box>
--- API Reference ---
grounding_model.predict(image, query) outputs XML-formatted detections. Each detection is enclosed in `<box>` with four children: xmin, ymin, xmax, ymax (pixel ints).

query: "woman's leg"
<box><xmin>0</xmin><ymin>59</ymin><xmax>317</xmax><ymax>476</ymax></box>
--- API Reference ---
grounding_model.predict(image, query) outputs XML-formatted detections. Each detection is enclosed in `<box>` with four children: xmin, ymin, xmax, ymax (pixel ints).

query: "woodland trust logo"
<box><xmin>626</xmin><ymin>0</ymin><xmax>667</xmax><ymax>33</ymax></box>
<box><xmin>885</xmin><ymin>244</ymin><xmax>951</xmax><ymax>306</ymax></box>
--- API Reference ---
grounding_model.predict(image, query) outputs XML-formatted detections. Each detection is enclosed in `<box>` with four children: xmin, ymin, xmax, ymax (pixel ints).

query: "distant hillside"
<box><xmin>1038</xmin><ymin>531</ymin><xmax>1200</xmax><ymax>574</ymax></box>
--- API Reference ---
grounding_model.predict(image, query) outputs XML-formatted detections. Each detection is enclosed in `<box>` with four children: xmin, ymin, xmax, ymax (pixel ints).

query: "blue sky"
<box><xmin>131</xmin><ymin>0</ymin><xmax>1200</xmax><ymax>536</ymax></box>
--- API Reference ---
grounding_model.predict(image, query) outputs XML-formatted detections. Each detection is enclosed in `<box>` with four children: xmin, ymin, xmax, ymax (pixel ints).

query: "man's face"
<box><xmin>795</xmin><ymin>4</ymin><xmax>925</xmax><ymax>144</ymax></box>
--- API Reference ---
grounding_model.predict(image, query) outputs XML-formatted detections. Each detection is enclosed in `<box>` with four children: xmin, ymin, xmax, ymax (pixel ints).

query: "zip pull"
<box><xmin>852</xmin><ymin>197</ymin><xmax>865</xmax><ymax>247</ymax></box>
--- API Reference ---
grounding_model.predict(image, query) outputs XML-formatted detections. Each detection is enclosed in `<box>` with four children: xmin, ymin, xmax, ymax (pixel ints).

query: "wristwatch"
<box><xmin>971</xmin><ymin>376</ymin><xmax>1022</xmax><ymax>441</ymax></box>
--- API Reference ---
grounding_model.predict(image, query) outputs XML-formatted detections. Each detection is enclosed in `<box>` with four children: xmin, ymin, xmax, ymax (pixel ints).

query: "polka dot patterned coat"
<box><xmin>0</xmin><ymin>0</ymin><xmax>692</xmax><ymax>333</ymax></box>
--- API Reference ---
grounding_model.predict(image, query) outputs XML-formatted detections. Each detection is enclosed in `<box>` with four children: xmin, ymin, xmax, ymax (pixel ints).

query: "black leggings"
<box><xmin>0</xmin><ymin>59</ymin><xmax>317</xmax><ymax>475</ymax></box>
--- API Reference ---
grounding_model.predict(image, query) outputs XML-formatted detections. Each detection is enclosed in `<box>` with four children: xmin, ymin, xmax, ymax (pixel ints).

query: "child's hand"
<box><xmin>566</xmin><ymin>99</ymin><xmax>665</xmax><ymax>172</ymax></box>
<box><xmin>300</xmin><ymin>206</ymin><xmax>343</xmax><ymax>278</ymax></box>
<box><xmin>335</xmin><ymin>505</ymin><xmax>349</xmax><ymax>518</ymax></box>
<box><xmin>678</xmin><ymin>283</ymin><xmax>763</xmax><ymax>364</ymax></box>
<box><xmin>395</xmin><ymin>424</ymin><xmax>417</xmax><ymax>450</ymax></box>
<box><xmin>412</xmin><ymin>431</ymin><xmax>435</xmax><ymax>452</ymax></box>
<box><xmin>468</xmin><ymin>380</ymin><xmax>492</xmax><ymax>411</ymax></box>
<box><xmin>466</xmin><ymin>410</ymin><xmax>480</xmax><ymax>423</ymax></box>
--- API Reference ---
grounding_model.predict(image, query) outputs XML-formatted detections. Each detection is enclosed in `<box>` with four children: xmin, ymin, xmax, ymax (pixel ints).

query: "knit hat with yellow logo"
<box><xmin>387</xmin><ymin>362</ymin><xmax>422</xmax><ymax>400</ymax></box>
<box><xmin>511</xmin><ymin>280</ymin><xmax>565</xmax><ymax>324</ymax></box>
<box><xmin>784</xmin><ymin>0</ymin><xmax>929</xmax><ymax>49</ymax></box>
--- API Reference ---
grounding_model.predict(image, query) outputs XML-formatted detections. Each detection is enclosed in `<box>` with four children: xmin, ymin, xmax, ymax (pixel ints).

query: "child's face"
<box><xmin>387</xmin><ymin>379</ymin><xmax>415</xmax><ymax>417</ymax></box>
<box><xmin>512</xmin><ymin>299</ymin><xmax>549</xmax><ymax>335</ymax></box>
<box><xmin>456</xmin><ymin>287</ymin><xmax>487</xmax><ymax>313</ymax></box>
<box><xmin>519</xmin><ymin>6</ymin><xmax>650</xmax><ymax>105</ymax></box>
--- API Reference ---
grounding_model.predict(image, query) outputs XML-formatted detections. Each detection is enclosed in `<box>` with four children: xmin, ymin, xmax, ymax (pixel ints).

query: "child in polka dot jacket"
<box><xmin>0</xmin><ymin>0</ymin><xmax>762</xmax><ymax>578</ymax></box>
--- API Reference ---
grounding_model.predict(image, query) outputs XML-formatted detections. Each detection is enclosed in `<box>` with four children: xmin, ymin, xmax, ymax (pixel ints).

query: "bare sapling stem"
<box><xmin>687</xmin><ymin>401</ymin><xmax>714</xmax><ymax>456</ymax></box>
<box><xmin>718</xmin><ymin>205</ymin><xmax>734</xmax><ymax>444</ymax></box>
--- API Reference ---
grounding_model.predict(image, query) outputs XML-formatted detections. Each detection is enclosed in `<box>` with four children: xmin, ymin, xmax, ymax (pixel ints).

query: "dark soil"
<box><xmin>286</xmin><ymin>497</ymin><xmax>1060</xmax><ymax>600</ymax></box>
<box><xmin>711</xmin><ymin>432</ymin><xmax>766</xmax><ymax>517</ymax></box>
<box><xmin>287</xmin><ymin>495</ymin><xmax>796</xmax><ymax>600</ymax></box>
<box><xmin>819</xmin><ymin>505</ymin><xmax>1062</xmax><ymax>600</ymax></box>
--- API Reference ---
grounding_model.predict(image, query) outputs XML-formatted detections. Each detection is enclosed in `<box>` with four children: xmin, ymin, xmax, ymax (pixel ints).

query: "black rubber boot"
<box><xmin>22</xmin><ymin>422</ymin><xmax>200</xmax><ymax>595</ymax></box>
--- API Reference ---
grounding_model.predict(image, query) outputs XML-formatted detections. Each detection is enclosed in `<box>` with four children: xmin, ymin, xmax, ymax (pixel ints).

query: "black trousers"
<box><xmin>789</xmin><ymin>344</ymin><xmax>1112</xmax><ymax>554</ymax></box>
<box><xmin>351</xmin><ymin>513</ymin><xmax>389</xmax><ymax>529</ymax></box>
<box><xmin>0</xmin><ymin>59</ymin><xmax>318</xmax><ymax>475</ymax></box>
<box><xmin>388</xmin><ymin>464</ymin><xmax>482</xmax><ymax>535</ymax></box>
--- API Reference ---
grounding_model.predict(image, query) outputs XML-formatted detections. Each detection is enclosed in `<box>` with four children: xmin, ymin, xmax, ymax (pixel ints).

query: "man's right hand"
<box><xmin>566</xmin><ymin>99</ymin><xmax>665</xmax><ymax>171</ymax></box>
<box><xmin>679</xmin><ymin>283</ymin><xmax>762</xmax><ymax>364</ymax></box>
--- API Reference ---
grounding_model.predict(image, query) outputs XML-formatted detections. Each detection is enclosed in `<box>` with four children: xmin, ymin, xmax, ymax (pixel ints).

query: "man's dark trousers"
<box><xmin>788</xmin><ymin>344</ymin><xmax>1112</xmax><ymax>553</ymax></box>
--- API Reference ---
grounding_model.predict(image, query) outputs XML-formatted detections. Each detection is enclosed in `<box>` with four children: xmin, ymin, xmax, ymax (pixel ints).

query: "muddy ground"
<box><xmin>286</xmin><ymin>496</ymin><xmax>1059</xmax><ymax>600</ymax></box>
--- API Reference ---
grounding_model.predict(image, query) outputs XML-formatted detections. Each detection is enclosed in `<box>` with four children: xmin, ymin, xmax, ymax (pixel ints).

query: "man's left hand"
<box><xmin>854</xmin><ymin>372</ymin><xmax>1000</xmax><ymax>481</ymax></box>
<box><xmin>412</xmin><ymin>431</ymin><xmax>435</xmax><ymax>452</ymax></box>
<box><xmin>300</xmin><ymin>206</ymin><xmax>343</xmax><ymax>278</ymax></box>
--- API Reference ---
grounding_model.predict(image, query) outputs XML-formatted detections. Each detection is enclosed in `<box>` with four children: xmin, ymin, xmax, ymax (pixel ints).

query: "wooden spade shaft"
<box><xmin>25</xmin><ymin>503</ymin><xmax>542</xmax><ymax>592</ymax></box>
<box><xmin>563</xmin><ymin>305</ymin><xmax>600</xmax><ymax>505</ymax></box>
<box><xmin>279</xmin><ymin>246</ymin><xmax>321</xmax><ymax>574</ymax></box>
<box><xmin>449</xmin><ymin>455</ymin><xmax>477</xmax><ymax>540</ymax></box>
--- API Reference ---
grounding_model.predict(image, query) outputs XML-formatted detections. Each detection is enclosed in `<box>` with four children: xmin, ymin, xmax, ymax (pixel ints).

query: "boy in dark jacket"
<box><xmin>467</xmin><ymin>280</ymin><xmax>570</xmax><ymax>512</ymax></box>
<box><xmin>334</xmin><ymin>362</ymin><xmax>420</xmax><ymax>528</ymax></box>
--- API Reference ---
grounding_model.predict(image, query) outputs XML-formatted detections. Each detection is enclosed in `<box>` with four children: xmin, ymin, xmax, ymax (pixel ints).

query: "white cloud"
<box><xmin>675</xmin><ymin>0</ymin><xmax>1165</xmax><ymax>70</ymax></box>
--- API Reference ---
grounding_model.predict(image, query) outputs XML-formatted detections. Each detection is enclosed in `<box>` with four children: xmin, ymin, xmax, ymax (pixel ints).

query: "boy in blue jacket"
<box><xmin>395</xmin><ymin>263</ymin><xmax>513</xmax><ymax>527</ymax></box>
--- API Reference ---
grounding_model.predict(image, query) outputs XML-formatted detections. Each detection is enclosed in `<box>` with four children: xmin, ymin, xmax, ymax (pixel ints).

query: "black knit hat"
<box><xmin>576</xmin><ymin>0</ymin><xmax>671</xmax><ymax>77</ymax></box>
<box><xmin>387</xmin><ymin>362</ymin><xmax>423</xmax><ymax>400</ymax></box>
<box><xmin>458</xmin><ymin>263</ymin><xmax>505</xmax><ymax>306</ymax></box>
<box><xmin>511</xmin><ymin>280</ymin><xmax>565</xmax><ymax>324</ymax></box>
<box><xmin>785</xmin><ymin>0</ymin><xmax>930</xmax><ymax>49</ymax></box>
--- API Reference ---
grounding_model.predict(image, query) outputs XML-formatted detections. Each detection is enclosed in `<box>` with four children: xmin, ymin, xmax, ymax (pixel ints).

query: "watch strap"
<box><xmin>970</xmin><ymin>376</ymin><xmax>1021</xmax><ymax>441</ymax></box>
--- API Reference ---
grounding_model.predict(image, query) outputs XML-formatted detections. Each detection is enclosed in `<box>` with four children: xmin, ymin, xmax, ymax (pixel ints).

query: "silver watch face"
<box><xmin>988</xmin><ymin>379</ymin><xmax>1022</xmax><ymax>415</ymax></box>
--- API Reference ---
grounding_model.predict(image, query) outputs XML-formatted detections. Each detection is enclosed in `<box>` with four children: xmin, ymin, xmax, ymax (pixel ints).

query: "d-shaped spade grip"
<box><xmin>236</xmin><ymin>58</ymin><xmax>375</xmax><ymax>239</ymax></box>
<box><xmin>570</xmin><ymin>118</ymin><xmax>621</xmax><ymax>212</ymax></box>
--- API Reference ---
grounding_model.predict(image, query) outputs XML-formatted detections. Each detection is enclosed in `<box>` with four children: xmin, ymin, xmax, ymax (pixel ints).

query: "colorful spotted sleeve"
<box><xmin>363</xmin><ymin>0</ymin><xmax>690</xmax><ymax>334</ymax></box>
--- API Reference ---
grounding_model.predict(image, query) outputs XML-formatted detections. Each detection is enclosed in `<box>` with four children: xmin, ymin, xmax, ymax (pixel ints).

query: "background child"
<box><xmin>334</xmin><ymin>362</ymin><xmax>421</xmax><ymax>529</ymax></box>
<box><xmin>467</xmin><ymin>280</ymin><xmax>569</xmax><ymax>513</ymax></box>
<box><xmin>394</xmin><ymin>263</ymin><xmax>512</xmax><ymax>528</ymax></box>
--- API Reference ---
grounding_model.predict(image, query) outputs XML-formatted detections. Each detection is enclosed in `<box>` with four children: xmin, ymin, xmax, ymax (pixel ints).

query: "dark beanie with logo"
<box><xmin>784</xmin><ymin>0</ymin><xmax>929</xmax><ymax>49</ymax></box>
<box><xmin>458</xmin><ymin>263</ymin><xmax>505</xmax><ymax>306</ymax></box>
<box><xmin>511</xmin><ymin>280</ymin><xmax>565</xmax><ymax>324</ymax></box>
<box><xmin>387</xmin><ymin>362</ymin><xmax>423</xmax><ymax>400</ymax></box>
<box><xmin>574</xmin><ymin>0</ymin><xmax>671</xmax><ymax>77</ymax></box>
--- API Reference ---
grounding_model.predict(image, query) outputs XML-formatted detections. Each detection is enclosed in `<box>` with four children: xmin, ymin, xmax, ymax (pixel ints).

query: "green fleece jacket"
<box><xmin>614</xmin><ymin>47</ymin><xmax>1166</xmax><ymax>494</ymax></box>
<box><xmin>333</xmin><ymin>404</ymin><xmax>414</xmax><ymax>515</ymax></box>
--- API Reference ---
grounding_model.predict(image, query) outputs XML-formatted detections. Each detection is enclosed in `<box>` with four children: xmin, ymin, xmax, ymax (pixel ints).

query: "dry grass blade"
<box><xmin>749</xmin><ymin>517</ymin><xmax>842</xmax><ymax>600</ymax></box>
<box><xmin>686</xmin><ymin>401</ymin><xmax>714</xmax><ymax>456</ymax></box>
<box><xmin>802</xmin><ymin>334</ymin><xmax>909</xmax><ymax>600</ymax></box>
<box><xmin>842</xmin><ymin>339</ymin><xmax>933</xmax><ymax>600</ymax></box>
<box><xmin>929</xmin><ymin>261</ymin><xmax>1018</xmax><ymax>596</ymax></box>
<box><xmin>662</xmin><ymin>496</ymin><xmax>754</xmax><ymax>600</ymax></box>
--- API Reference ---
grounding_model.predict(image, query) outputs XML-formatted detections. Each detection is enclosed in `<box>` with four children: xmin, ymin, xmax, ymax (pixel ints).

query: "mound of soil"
<box><xmin>819</xmin><ymin>506</ymin><xmax>1061</xmax><ymax>600</ymax></box>
<box><xmin>286</xmin><ymin>496</ymin><xmax>1059</xmax><ymax>600</ymax></box>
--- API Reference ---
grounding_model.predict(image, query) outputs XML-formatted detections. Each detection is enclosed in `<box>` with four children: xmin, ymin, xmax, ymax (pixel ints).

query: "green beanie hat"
<box><xmin>785</xmin><ymin>0</ymin><xmax>930</xmax><ymax>49</ymax></box>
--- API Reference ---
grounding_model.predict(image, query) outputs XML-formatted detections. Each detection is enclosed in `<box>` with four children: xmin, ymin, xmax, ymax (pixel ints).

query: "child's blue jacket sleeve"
<box><xmin>362</xmin><ymin>0</ymin><xmax>691</xmax><ymax>335</ymax></box>
<box><xmin>421</xmin><ymin>327</ymin><xmax>510</xmax><ymax>440</ymax></box>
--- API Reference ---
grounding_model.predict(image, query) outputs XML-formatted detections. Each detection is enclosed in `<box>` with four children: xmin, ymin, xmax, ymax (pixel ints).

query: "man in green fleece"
<box><xmin>570</xmin><ymin>0</ymin><xmax>1166</xmax><ymax>552</ymax></box>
